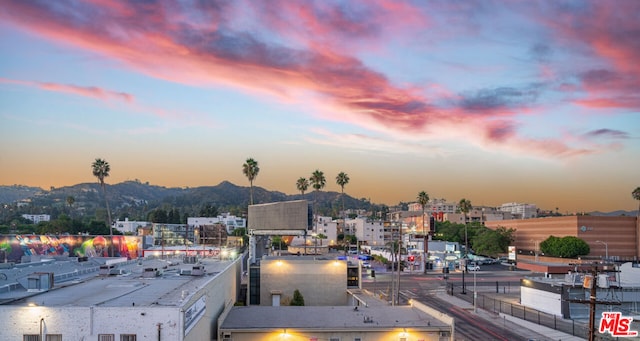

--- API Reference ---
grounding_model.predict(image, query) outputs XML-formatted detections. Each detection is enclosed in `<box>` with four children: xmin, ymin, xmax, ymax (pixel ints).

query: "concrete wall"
<box><xmin>520</xmin><ymin>286</ymin><xmax>562</xmax><ymax>316</ymax></box>
<box><xmin>0</xmin><ymin>306</ymin><xmax>181</xmax><ymax>340</ymax></box>
<box><xmin>259</xmin><ymin>258</ymin><xmax>348</xmax><ymax>306</ymax></box>
<box><xmin>185</xmin><ymin>258</ymin><xmax>241</xmax><ymax>341</ymax></box>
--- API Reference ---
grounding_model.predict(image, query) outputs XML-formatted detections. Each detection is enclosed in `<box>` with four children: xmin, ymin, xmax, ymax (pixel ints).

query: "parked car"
<box><xmin>361</xmin><ymin>261</ymin><xmax>371</xmax><ymax>268</ymax></box>
<box><xmin>468</xmin><ymin>263</ymin><xmax>480</xmax><ymax>271</ymax></box>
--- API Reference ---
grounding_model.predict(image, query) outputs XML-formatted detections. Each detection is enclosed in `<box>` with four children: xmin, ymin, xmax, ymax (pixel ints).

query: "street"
<box><xmin>361</xmin><ymin>262</ymin><xmax>556</xmax><ymax>340</ymax></box>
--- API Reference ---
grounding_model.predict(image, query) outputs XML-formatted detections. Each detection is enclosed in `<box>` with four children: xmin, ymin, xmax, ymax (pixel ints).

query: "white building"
<box><xmin>188</xmin><ymin>213</ymin><xmax>246</xmax><ymax>234</ymax></box>
<box><xmin>345</xmin><ymin>217</ymin><xmax>385</xmax><ymax>247</ymax></box>
<box><xmin>500</xmin><ymin>202</ymin><xmax>537</xmax><ymax>219</ymax></box>
<box><xmin>114</xmin><ymin>218</ymin><xmax>151</xmax><ymax>234</ymax></box>
<box><xmin>290</xmin><ymin>216</ymin><xmax>338</xmax><ymax>247</ymax></box>
<box><xmin>0</xmin><ymin>256</ymin><xmax>242</xmax><ymax>341</ymax></box>
<box><xmin>21</xmin><ymin>214</ymin><xmax>50</xmax><ymax>224</ymax></box>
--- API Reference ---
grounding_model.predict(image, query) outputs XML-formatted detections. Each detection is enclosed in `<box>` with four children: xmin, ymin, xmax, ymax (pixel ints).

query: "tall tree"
<box><xmin>458</xmin><ymin>198</ymin><xmax>472</xmax><ymax>257</ymax></box>
<box><xmin>309</xmin><ymin>170</ymin><xmax>326</xmax><ymax>242</ymax></box>
<box><xmin>66</xmin><ymin>195</ymin><xmax>75</xmax><ymax>216</ymax></box>
<box><xmin>92</xmin><ymin>158</ymin><xmax>113</xmax><ymax>256</ymax></box>
<box><xmin>296</xmin><ymin>177</ymin><xmax>309</xmax><ymax>197</ymax></box>
<box><xmin>336</xmin><ymin>171</ymin><xmax>350</xmax><ymax>235</ymax></box>
<box><xmin>417</xmin><ymin>191</ymin><xmax>430</xmax><ymax>236</ymax></box>
<box><xmin>633</xmin><ymin>187</ymin><xmax>640</xmax><ymax>244</ymax></box>
<box><xmin>242</xmin><ymin>158</ymin><xmax>260</xmax><ymax>205</ymax></box>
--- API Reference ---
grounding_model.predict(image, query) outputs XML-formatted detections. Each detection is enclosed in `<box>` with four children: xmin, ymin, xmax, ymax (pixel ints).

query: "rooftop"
<box><xmin>0</xmin><ymin>256</ymin><xmax>233</xmax><ymax>307</ymax></box>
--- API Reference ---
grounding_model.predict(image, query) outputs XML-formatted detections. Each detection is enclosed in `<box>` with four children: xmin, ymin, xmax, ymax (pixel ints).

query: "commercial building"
<box><xmin>485</xmin><ymin>216</ymin><xmax>639</xmax><ymax>261</ymax></box>
<box><xmin>0</xmin><ymin>255</ymin><xmax>241</xmax><ymax>340</ymax></box>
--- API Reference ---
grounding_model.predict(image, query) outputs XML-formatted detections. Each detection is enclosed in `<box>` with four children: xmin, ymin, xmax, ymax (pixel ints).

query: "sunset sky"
<box><xmin>1</xmin><ymin>1</ymin><xmax>639</xmax><ymax>213</ymax></box>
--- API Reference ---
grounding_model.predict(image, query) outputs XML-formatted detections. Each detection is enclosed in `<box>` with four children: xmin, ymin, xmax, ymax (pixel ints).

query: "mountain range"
<box><xmin>0</xmin><ymin>181</ymin><xmax>376</xmax><ymax>220</ymax></box>
<box><xmin>0</xmin><ymin>182</ymin><xmax>636</xmax><ymax>220</ymax></box>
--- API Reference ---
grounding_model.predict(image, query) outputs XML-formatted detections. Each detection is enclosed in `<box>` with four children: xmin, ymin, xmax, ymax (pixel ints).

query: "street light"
<box><xmin>595</xmin><ymin>240</ymin><xmax>608</xmax><ymax>261</ymax></box>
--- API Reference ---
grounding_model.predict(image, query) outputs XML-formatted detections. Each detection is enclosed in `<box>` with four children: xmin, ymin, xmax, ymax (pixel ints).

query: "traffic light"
<box><xmin>408</xmin><ymin>255</ymin><xmax>415</xmax><ymax>262</ymax></box>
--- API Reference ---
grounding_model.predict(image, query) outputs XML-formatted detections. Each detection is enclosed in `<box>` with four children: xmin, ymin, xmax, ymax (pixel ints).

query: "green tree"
<box><xmin>66</xmin><ymin>196</ymin><xmax>75</xmax><ymax>216</ymax></box>
<box><xmin>296</xmin><ymin>177</ymin><xmax>309</xmax><ymax>197</ymax></box>
<box><xmin>242</xmin><ymin>158</ymin><xmax>260</xmax><ymax>205</ymax></box>
<box><xmin>472</xmin><ymin>226</ymin><xmax>514</xmax><ymax>257</ymax></box>
<box><xmin>540</xmin><ymin>235</ymin><xmax>590</xmax><ymax>258</ymax></box>
<box><xmin>417</xmin><ymin>191</ymin><xmax>429</xmax><ymax>236</ymax></box>
<box><xmin>92</xmin><ymin>158</ymin><xmax>113</xmax><ymax>255</ymax></box>
<box><xmin>336</xmin><ymin>172</ymin><xmax>350</xmax><ymax>229</ymax></box>
<box><xmin>290</xmin><ymin>289</ymin><xmax>305</xmax><ymax>306</ymax></box>
<box><xmin>633</xmin><ymin>187</ymin><xmax>640</xmax><ymax>226</ymax></box>
<box><xmin>309</xmin><ymin>169</ymin><xmax>326</xmax><ymax>233</ymax></box>
<box><xmin>458</xmin><ymin>198</ymin><xmax>472</xmax><ymax>255</ymax></box>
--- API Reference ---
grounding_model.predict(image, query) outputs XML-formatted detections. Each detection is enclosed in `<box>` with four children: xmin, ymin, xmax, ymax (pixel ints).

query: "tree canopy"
<box><xmin>540</xmin><ymin>235</ymin><xmax>590</xmax><ymax>258</ymax></box>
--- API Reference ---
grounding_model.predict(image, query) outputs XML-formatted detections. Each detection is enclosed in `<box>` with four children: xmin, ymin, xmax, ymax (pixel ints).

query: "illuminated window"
<box><xmin>120</xmin><ymin>335</ymin><xmax>137</xmax><ymax>341</ymax></box>
<box><xmin>98</xmin><ymin>335</ymin><xmax>115</xmax><ymax>341</ymax></box>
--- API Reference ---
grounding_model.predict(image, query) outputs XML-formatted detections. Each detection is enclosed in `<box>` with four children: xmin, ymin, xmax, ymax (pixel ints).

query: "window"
<box><xmin>354</xmin><ymin>338</ymin><xmax>362</xmax><ymax>341</ymax></box>
<box><xmin>98</xmin><ymin>335</ymin><xmax>115</xmax><ymax>341</ymax></box>
<box><xmin>120</xmin><ymin>335</ymin><xmax>136</xmax><ymax>341</ymax></box>
<box><xmin>23</xmin><ymin>336</ymin><xmax>40</xmax><ymax>341</ymax></box>
<box><xmin>46</xmin><ymin>336</ymin><xmax>62</xmax><ymax>341</ymax></box>
<box><xmin>329</xmin><ymin>338</ymin><xmax>340</xmax><ymax>341</ymax></box>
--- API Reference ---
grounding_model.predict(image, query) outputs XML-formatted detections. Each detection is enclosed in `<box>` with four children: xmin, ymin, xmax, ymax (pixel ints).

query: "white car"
<box><xmin>361</xmin><ymin>261</ymin><xmax>371</xmax><ymax>268</ymax></box>
<box><xmin>468</xmin><ymin>264</ymin><xmax>480</xmax><ymax>271</ymax></box>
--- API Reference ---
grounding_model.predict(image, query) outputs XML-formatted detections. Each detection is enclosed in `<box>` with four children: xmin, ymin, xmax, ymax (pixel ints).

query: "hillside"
<box><xmin>0</xmin><ymin>180</ymin><xmax>376</xmax><ymax>221</ymax></box>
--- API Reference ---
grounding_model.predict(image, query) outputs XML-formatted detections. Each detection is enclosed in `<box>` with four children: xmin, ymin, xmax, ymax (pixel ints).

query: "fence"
<box><xmin>446</xmin><ymin>281</ymin><xmax>620</xmax><ymax>340</ymax></box>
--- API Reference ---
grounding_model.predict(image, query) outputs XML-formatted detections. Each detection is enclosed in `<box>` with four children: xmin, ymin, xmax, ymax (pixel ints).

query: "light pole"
<box><xmin>595</xmin><ymin>240</ymin><xmax>608</xmax><ymax>261</ymax></box>
<box><xmin>473</xmin><ymin>267</ymin><xmax>477</xmax><ymax>313</ymax></box>
<box><xmin>531</xmin><ymin>239</ymin><xmax>539</xmax><ymax>263</ymax></box>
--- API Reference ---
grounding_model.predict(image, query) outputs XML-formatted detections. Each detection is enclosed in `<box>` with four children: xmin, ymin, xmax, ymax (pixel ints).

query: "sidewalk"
<box><xmin>434</xmin><ymin>289</ymin><xmax>586</xmax><ymax>341</ymax></box>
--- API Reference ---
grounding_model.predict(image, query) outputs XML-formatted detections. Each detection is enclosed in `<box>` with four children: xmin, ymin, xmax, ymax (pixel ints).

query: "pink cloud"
<box><xmin>0</xmin><ymin>1</ymin><xmax>629</xmax><ymax>159</ymax></box>
<box><xmin>0</xmin><ymin>77</ymin><xmax>134</xmax><ymax>103</ymax></box>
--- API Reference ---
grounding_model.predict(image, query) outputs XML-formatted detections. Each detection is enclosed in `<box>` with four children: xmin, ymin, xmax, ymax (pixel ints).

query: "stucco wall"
<box><xmin>259</xmin><ymin>258</ymin><xmax>348</xmax><ymax>306</ymax></box>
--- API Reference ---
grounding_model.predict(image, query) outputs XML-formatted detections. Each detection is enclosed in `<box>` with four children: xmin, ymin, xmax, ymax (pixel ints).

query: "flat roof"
<box><xmin>220</xmin><ymin>305</ymin><xmax>448</xmax><ymax>331</ymax></box>
<box><xmin>0</xmin><ymin>257</ymin><xmax>233</xmax><ymax>307</ymax></box>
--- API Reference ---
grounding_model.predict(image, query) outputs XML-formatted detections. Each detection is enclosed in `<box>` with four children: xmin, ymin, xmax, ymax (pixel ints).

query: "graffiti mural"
<box><xmin>0</xmin><ymin>235</ymin><xmax>141</xmax><ymax>263</ymax></box>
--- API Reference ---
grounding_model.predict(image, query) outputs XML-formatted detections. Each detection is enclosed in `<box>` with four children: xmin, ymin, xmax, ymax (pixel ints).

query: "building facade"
<box><xmin>485</xmin><ymin>216</ymin><xmax>639</xmax><ymax>260</ymax></box>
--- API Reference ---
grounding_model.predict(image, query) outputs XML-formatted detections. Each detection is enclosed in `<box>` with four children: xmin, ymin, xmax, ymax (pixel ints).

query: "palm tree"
<box><xmin>633</xmin><ymin>187</ymin><xmax>640</xmax><ymax>217</ymax></box>
<box><xmin>417</xmin><ymin>191</ymin><xmax>429</xmax><ymax>236</ymax></box>
<box><xmin>92</xmin><ymin>158</ymin><xmax>113</xmax><ymax>255</ymax></box>
<box><xmin>336</xmin><ymin>172</ymin><xmax>350</xmax><ymax>236</ymax></box>
<box><xmin>633</xmin><ymin>187</ymin><xmax>640</xmax><ymax>237</ymax></box>
<box><xmin>309</xmin><ymin>170</ymin><xmax>326</xmax><ymax>253</ymax></box>
<box><xmin>66</xmin><ymin>195</ymin><xmax>75</xmax><ymax>216</ymax></box>
<box><xmin>242</xmin><ymin>158</ymin><xmax>260</xmax><ymax>205</ymax></box>
<box><xmin>296</xmin><ymin>177</ymin><xmax>309</xmax><ymax>197</ymax></box>
<box><xmin>458</xmin><ymin>198</ymin><xmax>472</xmax><ymax>258</ymax></box>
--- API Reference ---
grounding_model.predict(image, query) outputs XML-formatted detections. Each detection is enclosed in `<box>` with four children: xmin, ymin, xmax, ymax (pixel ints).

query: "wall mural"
<box><xmin>0</xmin><ymin>235</ymin><xmax>141</xmax><ymax>263</ymax></box>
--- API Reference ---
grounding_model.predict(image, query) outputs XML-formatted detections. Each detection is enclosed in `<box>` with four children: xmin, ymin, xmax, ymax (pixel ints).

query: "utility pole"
<box><xmin>566</xmin><ymin>264</ymin><xmax>620</xmax><ymax>341</ymax></box>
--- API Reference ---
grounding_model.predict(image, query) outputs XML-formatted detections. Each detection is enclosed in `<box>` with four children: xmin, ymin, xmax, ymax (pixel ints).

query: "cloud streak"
<box><xmin>0</xmin><ymin>0</ymin><xmax>636</xmax><ymax>159</ymax></box>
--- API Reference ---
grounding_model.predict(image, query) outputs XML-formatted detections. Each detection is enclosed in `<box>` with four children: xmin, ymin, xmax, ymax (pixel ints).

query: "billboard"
<box><xmin>248</xmin><ymin>200</ymin><xmax>311</xmax><ymax>231</ymax></box>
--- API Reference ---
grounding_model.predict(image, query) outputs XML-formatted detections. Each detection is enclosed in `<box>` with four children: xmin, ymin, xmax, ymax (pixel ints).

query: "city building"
<box><xmin>345</xmin><ymin>217</ymin><xmax>385</xmax><ymax>247</ymax></box>
<box><xmin>499</xmin><ymin>202</ymin><xmax>538</xmax><ymax>219</ymax></box>
<box><xmin>21</xmin><ymin>214</ymin><xmax>50</xmax><ymax>224</ymax></box>
<box><xmin>0</xmin><ymin>255</ymin><xmax>242</xmax><ymax>340</ymax></box>
<box><xmin>235</xmin><ymin>255</ymin><xmax>454</xmax><ymax>341</ymax></box>
<box><xmin>114</xmin><ymin>218</ymin><xmax>151</xmax><ymax>234</ymax></box>
<box><xmin>188</xmin><ymin>213</ymin><xmax>246</xmax><ymax>235</ymax></box>
<box><xmin>485</xmin><ymin>215</ymin><xmax>639</xmax><ymax>262</ymax></box>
